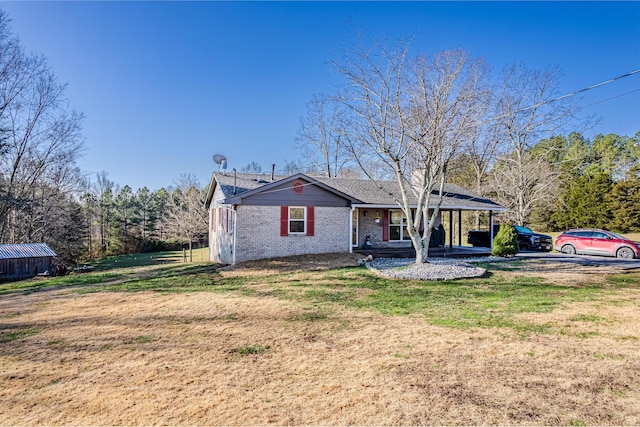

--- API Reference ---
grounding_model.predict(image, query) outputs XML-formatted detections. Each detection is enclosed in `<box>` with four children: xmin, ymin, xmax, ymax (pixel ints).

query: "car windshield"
<box><xmin>607</xmin><ymin>231</ymin><xmax>629</xmax><ymax>240</ymax></box>
<box><xmin>514</xmin><ymin>226</ymin><xmax>533</xmax><ymax>234</ymax></box>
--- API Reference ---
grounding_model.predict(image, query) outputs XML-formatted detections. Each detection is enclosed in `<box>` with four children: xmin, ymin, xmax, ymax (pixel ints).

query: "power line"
<box><xmin>510</xmin><ymin>68</ymin><xmax>640</xmax><ymax>115</ymax></box>
<box><xmin>555</xmin><ymin>68</ymin><xmax>640</xmax><ymax>102</ymax></box>
<box><xmin>580</xmin><ymin>87</ymin><xmax>640</xmax><ymax>109</ymax></box>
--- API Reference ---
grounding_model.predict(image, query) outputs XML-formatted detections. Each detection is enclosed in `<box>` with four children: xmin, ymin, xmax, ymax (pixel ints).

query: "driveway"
<box><xmin>516</xmin><ymin>251</ymin><xmax>640</xmax><ymax>270</ymax></box>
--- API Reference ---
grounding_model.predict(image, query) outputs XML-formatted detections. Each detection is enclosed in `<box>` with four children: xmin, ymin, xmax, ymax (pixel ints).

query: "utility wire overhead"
<box><xmin>512</xmin><ymin>68</ymin><xmax>640</xmax><ymax>115</ymax></box>
<box><xmin>581</xmin><ymin>87</ymin><xmax>640</xmax><ymax>110</ymax></box>
<box><xmin>476</xmin><ymin>68</ymin><xmax>640</xmax><ymax>127</ymax></box>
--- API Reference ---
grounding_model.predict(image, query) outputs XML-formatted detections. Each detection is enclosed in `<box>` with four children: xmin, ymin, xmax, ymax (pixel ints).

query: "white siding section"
<box><xmin>208</xmin><ymin>186</ymin><xmax>235</xmax><ymax>264</ymax></box>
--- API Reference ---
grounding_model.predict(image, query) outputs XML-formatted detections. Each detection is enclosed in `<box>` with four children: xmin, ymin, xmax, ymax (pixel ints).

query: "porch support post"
<box><xmin>349</xmin><ymin>206</ymin><xmax>356</xmax><ymax>253</ymax></box>
<box><xmin>489</xmin><ymin>210</ymin><xmax>494</xmax><ymax>248</ymax></box>
<box><xmin>458</xmin><ymin>210</ymin><xmax>462</xmax><ymax>248</ymax></box>
<box><xmin>449</xmin><ymin>210</ymin><xmax>453</xmax><ymax>248</ymax></box>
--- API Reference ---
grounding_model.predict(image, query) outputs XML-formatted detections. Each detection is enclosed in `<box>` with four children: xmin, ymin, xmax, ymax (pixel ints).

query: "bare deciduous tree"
<box><xmin>407</xmin><ymin>50</ymin><xmax>489</xmax><ymax>258</ymax></box>
<box><xmin>280</xmin><ymin>159</ymin><xmax>303</xmax><ymax>175</ymax></box>
<box><xmin>0</xmin><ymin>10</ymin><xmax>85</xmax><ymax>244</ymax></box>
<box><xmin>240</xmin><ymin>161</ymin><xmax>263</xmax><ymax>174</ymax></box>
<box><xmin>295</xmin><ymin>94</ymin><xmax>352</xmax><ymax>177</ymax></box>
<box><xmin>488</xmin><ymin>63</ymin><xmax>575</xmax><ymax>226</ymax></box>
<box><xmin>164</xmin><ymin>174</ymin><xmax>208</xmax><ymax>261</ymax></box>
<box><xmin>453</xmin><ymin>99</ymin><xmax>500</xmax><ymax>228</ymax></box>
<box><xmin>334</xmin><ymin>34</ymin><xmax>488</xmax><ymax>263</ymax></box>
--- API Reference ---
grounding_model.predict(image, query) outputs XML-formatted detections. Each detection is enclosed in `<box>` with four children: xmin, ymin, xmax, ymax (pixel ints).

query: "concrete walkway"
<box><xmin>516</xmin><ymin>251</ymin><xmax>640</xmax><ymax>270</ymax></box>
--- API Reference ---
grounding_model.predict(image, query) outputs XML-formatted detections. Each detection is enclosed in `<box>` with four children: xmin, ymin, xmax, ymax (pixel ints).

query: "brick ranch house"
<box><xmin>205</xmin><ymin>172</ymin><xmax>505</xmax><ymax>264</ymax></box>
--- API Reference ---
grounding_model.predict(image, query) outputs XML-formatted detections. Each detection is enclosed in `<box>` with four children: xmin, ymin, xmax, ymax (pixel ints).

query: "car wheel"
<box><xmin>616</xmin><ymin>247</ymin><xmax>635</xmax><ymax>259</ymax></box>
<box><xmin>519</xmin><ymin>241</ymin><xmax>530</xmax><ymax>251</ymax></box>
<box><xmin>561</xmin><ymin>244</ymin><xmax>576</xmax><ymax>255</ymax></box>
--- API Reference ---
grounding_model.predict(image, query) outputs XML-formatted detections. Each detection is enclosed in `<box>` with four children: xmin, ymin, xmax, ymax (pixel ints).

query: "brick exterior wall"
<box><xmin>235</xmin><ymin>205</ymin><xmax>351</xmax><ymax>263</ymax></box>
<box><xmin>355</xmin><ymin>208</ymin><xmax>442</xmax><ymax>249</ymax></box>
<box><xmin>208</xmin><ymin>186</ymin><xmax>447</xmax><ymax>264</ymax></box>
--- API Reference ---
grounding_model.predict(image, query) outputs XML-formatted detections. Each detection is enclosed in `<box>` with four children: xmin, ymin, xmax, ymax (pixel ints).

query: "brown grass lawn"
<box><xmin>1</xmin><ymin>254</ymin><xmax>640</xmax><ymax>425</ymax></box>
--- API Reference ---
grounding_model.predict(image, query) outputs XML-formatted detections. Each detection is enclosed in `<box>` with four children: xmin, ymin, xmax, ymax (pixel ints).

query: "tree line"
<box><xmin>0</xmin><ymin>10</ymin><xmax>84</xmax><ymax>261</ymax></box>
<box><xmin>79</xmin><ymin>172</ymin><xmax>208</xmax><ymax>262</ymax></box>
<box><xmin>529</xmin><ymin>132</ymin><xmax>640</xmax><ymax>233</ymax></box>
<box><xmin>450</xmin><ymin>130</ymin><xmax>640</xmax><ymax>233</ymax></box>
<box><xmin>0</xmin><ymin>10</ymin><xmax>207</xmax><ymax>264</ymax></box>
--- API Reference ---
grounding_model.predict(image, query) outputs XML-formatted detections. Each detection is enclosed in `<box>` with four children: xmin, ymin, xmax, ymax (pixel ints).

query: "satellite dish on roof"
<box><xmin>213</xmin><ymin>154</ymin><xmax>227</xmax><ymax>171</ymax></box>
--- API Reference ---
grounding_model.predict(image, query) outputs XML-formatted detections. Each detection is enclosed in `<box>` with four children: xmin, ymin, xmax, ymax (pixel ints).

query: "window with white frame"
<box><xmin>389</xmin><ymin>210</ymin><xmax>410</xmax><ymax>241</ymax></box>
<box><xmin>289</xmin><ymin>207</ymin><xmax>306</xmax><ymax>234</ymax></box>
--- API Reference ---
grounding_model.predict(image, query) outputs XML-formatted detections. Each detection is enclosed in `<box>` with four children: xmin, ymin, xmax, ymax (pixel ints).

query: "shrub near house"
<box><xmin>492</xmin><ymin>224</ymin><xmax>519</xmax><ymax>257</ymax></box>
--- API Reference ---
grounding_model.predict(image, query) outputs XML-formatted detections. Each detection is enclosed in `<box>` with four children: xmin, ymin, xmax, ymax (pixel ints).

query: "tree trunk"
<box><xmin>414</xmin><ymin>231</ymin><xmax>431</xmax><ymax>264</ymax></box>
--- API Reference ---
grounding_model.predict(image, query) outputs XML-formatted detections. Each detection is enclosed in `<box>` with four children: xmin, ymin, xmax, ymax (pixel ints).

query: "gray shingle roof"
<box><xmin>0</xmin><ymin>243</ymin><xmax>57</xmax><ymax>259</ymax></box>
<box><xmin>214</xmin><ymin>172</ymin><xmax>287</xmax><ymax>199</ymax></box>
<box><xmin>313</xmin><ymin>177</ymin><xmax>504</xmax><ymax>210</ymax></box>
<box><xmin>209</xmin><ymin>172</ymin><xmax>504</xmax><ymax>211</ymax></box>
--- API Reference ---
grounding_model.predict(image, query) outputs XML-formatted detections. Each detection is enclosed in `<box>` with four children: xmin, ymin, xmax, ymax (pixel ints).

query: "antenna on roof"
<box><xmin>213</xmin><ymin>154</ymin><xmax>227</xmax><ymax>172</ymax></box>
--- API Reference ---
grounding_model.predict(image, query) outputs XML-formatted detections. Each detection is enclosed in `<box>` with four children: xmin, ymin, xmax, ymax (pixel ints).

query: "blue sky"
<box><xmin>2</xmin><ymin>1</ymin><xmax>639</xmax><ymax>191</ymax></box>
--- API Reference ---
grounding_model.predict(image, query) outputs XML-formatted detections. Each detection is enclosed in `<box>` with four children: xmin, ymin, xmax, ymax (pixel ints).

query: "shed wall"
<box><xmin>0</xmin><ymin>256</ymin><xmax>53</xmax><ymax>281</ymax></box>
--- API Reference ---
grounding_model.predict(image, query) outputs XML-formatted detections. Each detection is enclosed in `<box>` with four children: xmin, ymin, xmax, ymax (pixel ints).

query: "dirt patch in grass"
<box><xmin>219</xmin><ymin>252</ymin><xmax>362</xmax><ymax>277</ymax></box>
<box><xmin>494</xmin><ymin>260</ymin><xmax>626</xmax><ymax>286</ymax></box>
<box><xmin>1</xmin><ymin>256</ymin><xmax>640</xmax><ymax>425</ymax></box>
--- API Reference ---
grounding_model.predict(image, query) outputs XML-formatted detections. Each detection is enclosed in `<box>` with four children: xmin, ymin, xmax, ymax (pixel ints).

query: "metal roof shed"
<box><xmin>0</xmin><ymin>243</ymin><xmax>57</xmax><ymax>282</ymax></box>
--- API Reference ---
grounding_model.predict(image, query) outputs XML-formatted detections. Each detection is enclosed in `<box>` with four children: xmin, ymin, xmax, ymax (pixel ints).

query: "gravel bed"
<box><xmin>366</xmin><ymin>256</ymin><xmax>505</xmax><ymax>281</ymax></box>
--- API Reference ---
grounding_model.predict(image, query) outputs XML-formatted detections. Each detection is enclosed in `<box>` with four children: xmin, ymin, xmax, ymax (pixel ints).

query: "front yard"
<box><xmin>1</xmin><ymin>252</ymin><xmax>639</xmax><ymax>425</ymax></box>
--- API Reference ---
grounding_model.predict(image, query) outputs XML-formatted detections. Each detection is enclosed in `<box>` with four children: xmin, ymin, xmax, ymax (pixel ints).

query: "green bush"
<box><xmin>492</xmin><ymin>223</ymin><xmax>519</xmax><ymax>257</ymax></box>
<box><xmin>140</xmin><ymin>238</ymin><xmax>189</xmax><ymax>253</ymax></box>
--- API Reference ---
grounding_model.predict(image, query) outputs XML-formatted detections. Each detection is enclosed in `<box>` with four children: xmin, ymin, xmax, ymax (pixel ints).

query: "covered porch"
<box><xmin>351</xmin><ymin>206</ymin><xmax>504</xmax><ymax>258</ymax></box>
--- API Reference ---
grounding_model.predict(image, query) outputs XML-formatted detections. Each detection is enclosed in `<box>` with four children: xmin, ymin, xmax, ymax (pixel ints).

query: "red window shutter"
<box><xmin>382</xmin><ymin>209</ymin><xmax>389</xmax><ymax>241</ymax></box>
<box><xmin>280</xmin><ymin>206</ymin><xmax>289</xmax><ymax>236</ymax></box>
<box><xmin>306</xmin><ymin>206</ymin><xmax>314</xmax><ymax>236</ymax></box>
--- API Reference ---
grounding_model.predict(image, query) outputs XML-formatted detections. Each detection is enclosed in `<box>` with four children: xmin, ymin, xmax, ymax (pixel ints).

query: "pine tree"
<box><xmin>554</xmin><ymin>172</ymin><xmax>612</xmax><ymax>229</ymax></box>
<box><xmin>607</xmin><ymin>166</ymin><xmax>640</xmax><ymax>232</ymax></box>
<box><xmin>113</xmin><ymin>185</ymin><xmax>140</xmax><ymax>254</ymax></box>
<box><xmin>99</xmin><ymin>188</ymin><xmax>114</xmax><ymax>254</ymax></box>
